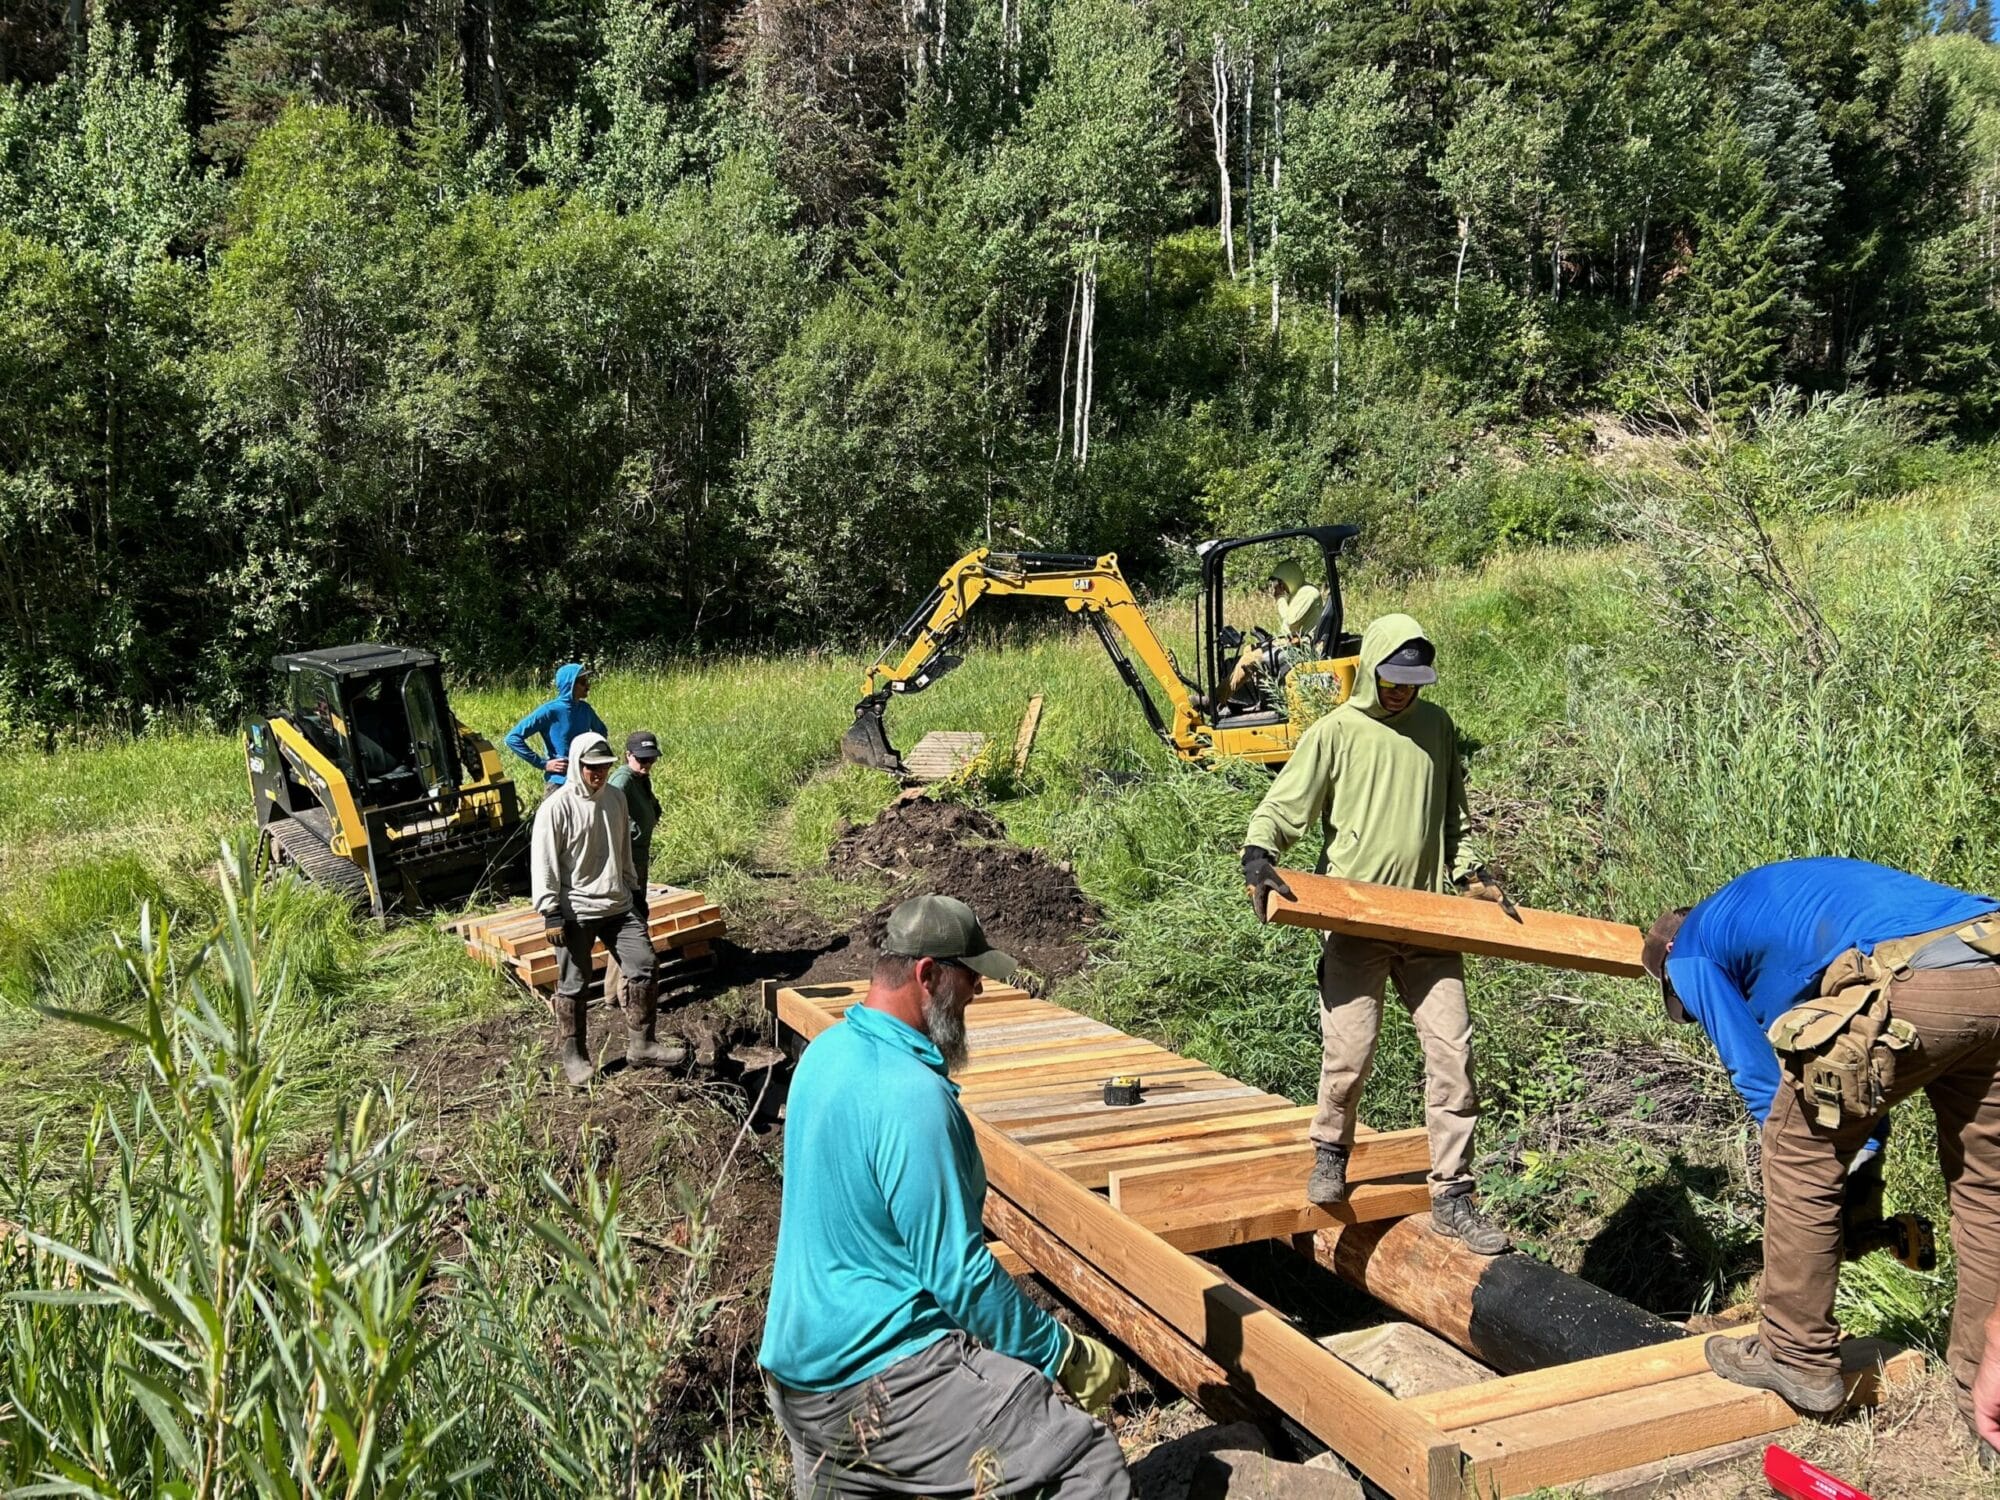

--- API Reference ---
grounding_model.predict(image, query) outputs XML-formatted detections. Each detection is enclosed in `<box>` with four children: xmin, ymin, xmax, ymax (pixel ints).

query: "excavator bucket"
<box><xmin>841</xmin><ymin>698</ymin><xmax>905</xmax><ymax>775</ymax></box>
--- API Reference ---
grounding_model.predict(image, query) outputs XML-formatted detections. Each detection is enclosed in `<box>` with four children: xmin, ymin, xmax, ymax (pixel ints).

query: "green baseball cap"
<box><xmin>881</xmin><ymin>894</ymin><xmax>1018</xmax><ymax>983</ymax></box>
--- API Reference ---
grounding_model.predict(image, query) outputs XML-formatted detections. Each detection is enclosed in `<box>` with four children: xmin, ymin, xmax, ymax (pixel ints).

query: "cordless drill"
<box><xmin>1844</xmin><ymin>1212</ymin><xmax>1938</xmax><ymax>1272</ymax></box>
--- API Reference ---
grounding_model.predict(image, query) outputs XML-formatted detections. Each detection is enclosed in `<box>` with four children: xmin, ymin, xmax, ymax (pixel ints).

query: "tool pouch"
<box><xmin>1768</xmin><ymin>949</ymin><xmax>1919</xmax><ymax>1130</ymax></box>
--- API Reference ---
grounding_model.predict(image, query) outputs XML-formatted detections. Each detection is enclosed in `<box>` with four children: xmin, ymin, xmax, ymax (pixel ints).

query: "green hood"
<box><xmin>1269</xmin><ymin>558</ymin><xmax>1307</xmax><ymax>594</ymax></box>
<box><xmin>1347</xmin><ymin>613</ymin><xmax>1431</xmax><ymax>717</ymax></box>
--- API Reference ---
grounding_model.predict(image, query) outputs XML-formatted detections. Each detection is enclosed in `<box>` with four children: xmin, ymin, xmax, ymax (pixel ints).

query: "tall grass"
<box><xmin>0</xmin><ymin>844</ymin><xmax>774</xmax><ymax>1498</ymax></box>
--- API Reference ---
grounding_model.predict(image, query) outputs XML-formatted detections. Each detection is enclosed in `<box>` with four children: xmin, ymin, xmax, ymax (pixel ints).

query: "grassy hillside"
<box><xmin>5</xmin><ymin>445</ymin><xmax>2000</xmax><ymax>1492</ymax></box>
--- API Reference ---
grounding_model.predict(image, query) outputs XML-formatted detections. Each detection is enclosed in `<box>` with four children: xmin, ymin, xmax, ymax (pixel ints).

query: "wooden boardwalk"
<box><xmin>775</xmin><ymin>980</ymin><xmax>1920</xmax><ymax>1500</ymax></box>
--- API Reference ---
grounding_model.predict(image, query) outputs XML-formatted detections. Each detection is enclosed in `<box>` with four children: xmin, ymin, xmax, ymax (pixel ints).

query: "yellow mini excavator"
<box><xmin>244</xmin><ymin>644</ymin><xmax>530</xmax><ymax>917</ymax></box>
<box><xmin>842</xmin><ymin>524</ymin><xmax>1363</xmax><ymax>774</ymax></box>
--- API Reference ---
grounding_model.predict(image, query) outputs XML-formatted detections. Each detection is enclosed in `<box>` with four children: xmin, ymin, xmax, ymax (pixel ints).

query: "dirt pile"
<box><xmin>826</xmin><ymin>795</ymin><xmax>1098</xmax><ymax>981</ymax></box>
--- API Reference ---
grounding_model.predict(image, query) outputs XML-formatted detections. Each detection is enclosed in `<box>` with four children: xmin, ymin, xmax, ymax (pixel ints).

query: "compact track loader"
<box><xmin>244</xmin><ymin>644</ymin><xmax>528</xmax><ymax>917</ymax></box>
<box><xmin>843</xmin><ymin>524</ymin><xmax>1362</xmax><ymax>774</ymax></box>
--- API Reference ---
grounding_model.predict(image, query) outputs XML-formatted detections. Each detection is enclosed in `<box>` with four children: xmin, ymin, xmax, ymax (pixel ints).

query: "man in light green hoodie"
<box><xmin>1240</xmin><ymin>614</ymin><xmax>1513</xmax><ymax>1255</ymax></box>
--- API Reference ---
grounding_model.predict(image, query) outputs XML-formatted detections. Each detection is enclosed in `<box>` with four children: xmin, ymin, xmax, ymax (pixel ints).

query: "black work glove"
<box><xmin>543</xmin><ymin>914</ymin><xmax>567</xmax><ymax>950</ymax></box>
<box><xmin>1458</xmin><ymin>865</ymin><xmax>1507</xmax><ymax>904</ymax></box>
<box><xmin>1242</xmin><ymin>846</ymin><xmax>1295</xmax><ymax>924</ymax></box>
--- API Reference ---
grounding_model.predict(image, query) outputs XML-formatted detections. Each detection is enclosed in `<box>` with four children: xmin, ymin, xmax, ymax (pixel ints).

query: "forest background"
<box><xmin>4</xmin><ymin>0</ymin><xmax>2000</xmax><ymax>739</ymax></box>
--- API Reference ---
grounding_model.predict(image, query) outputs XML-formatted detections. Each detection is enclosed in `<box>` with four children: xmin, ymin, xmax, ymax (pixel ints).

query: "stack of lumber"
<box><xmin>772</xmin><ymin>981</ymin><xmax>1920</xmax><ymax>1500</ymax></box>
<box><xmin>449</xmin><ymin>883</ymin><xmax>724</xmax><ymax>990</ymax></box>
<box><xmin>901</xmin><ymin>730</ymin><xmax>987</xmax><ymax>782</ymax></box>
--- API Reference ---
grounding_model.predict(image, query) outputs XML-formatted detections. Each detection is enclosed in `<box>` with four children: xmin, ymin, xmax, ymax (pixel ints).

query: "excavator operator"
<box><xmin>1222</xmin><ymin>557</ymin><xmax>1325</xmax><ymax>707</ymax></box>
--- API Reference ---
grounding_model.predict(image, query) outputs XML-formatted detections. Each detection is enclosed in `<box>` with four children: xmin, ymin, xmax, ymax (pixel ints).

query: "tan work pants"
<box><xmin>1311</xmin><ymin>933</ymin><xmax>1478</xmax><ymax>1196</ymax></box>
<box><xmin>1760</xmin><ymin>965</ymin><xmax>2000</xmax><ymax>1417</ymax></box>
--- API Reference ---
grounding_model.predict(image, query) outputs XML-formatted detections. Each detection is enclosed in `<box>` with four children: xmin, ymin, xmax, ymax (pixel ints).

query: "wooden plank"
<box><xmin>1404</xmin><ymin>1328</ymin><xmax>1755</xmax><ymax>1428</ymax></box>
<box><xmin>1138</xmin><ymin>1178</ymin><xmax>1434</xmax><ymax>1252</ymax></box>
<box><xmin>985</xmin><ymin>1191</ymin><xmax>1272</xmax><ymax>1432</ymax></box>
<box><xmin>520</xmin><ymin>916</ymin><xmax>726</xmax><ymax>984</ymax></box>
<box><xmin>951</xmin><ymin>1037</ymin><xmax>1178</xmax><ymax>1078</ymax></box>
<box><xmin>1013</xmin><ymin>695</ymin><xmax>1046</xmax><ymax>774</ymax></box>
<box><xmin>1049</xmin><ymin>1121</ymin><xmax>1326</xmax><ymax>1190</ymax></box>
<box><xmin>986</xmin><ymin>1240</ymin><xmax>1031</xmax><ymax>1279</ymax></box>
<box><xmin>967</xmin><ymin>1113</ymin><xmax>1462</xmax><ymax>1500</ymax></box>
<box><xmin>1108</xmin><ymin>1129</ymin><xmax>1430</xmax><ymax>1217</ymax></box>
<box><xmin>1037</xmin><ymin>1104</ymin><xmax>1318</xmax><ymax>1155</ymax></box>
<box><xmin>971</xmin><ymin>1080</ymin><xmax>1261</xmax><ymax>1128</ymax></box>
<box><xmin>1004</xmin><ymin>1094</ymin><xmax>1303</xmax><ymax>1146</ymax></box>
<box><xmin>1267</xmin><ymin>869</ymin><xmax>1646</xmax><ymax>978</ymax></box>
<box><xmin>1449</xmin><ymin>1348</ymin><xmax>1922</xmax><ymax>1498</ymax></box>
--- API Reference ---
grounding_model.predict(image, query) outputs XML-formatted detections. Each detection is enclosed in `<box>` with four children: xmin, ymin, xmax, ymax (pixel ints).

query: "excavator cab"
<box><xmin>1196</xmin><ymin>524</ymin><xmax>1362</xmax><ymax>729</ymax></box>
<box><xmin>842</xmin><ymin>525</ymin><xmax>1363</xmax><ymax>775</ymax></box>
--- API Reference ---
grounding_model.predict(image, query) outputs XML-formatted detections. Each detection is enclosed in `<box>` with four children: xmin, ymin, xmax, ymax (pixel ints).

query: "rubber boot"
<box><xmin>621</xmin><ymin>978</ymin><xmax>688</xmax><ymax>1069</ymax></box>
<box><xmin>556</xmin><ymin>989</ymin><xmax>594</xmax><ymax>1089</ymax></box>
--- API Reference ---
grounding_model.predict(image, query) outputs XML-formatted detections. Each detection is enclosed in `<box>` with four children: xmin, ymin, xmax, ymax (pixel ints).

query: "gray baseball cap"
<box><xmin>881</xmin><ymin>894</ymin><xmax>1018</xmax><ymax>983</ymax></box>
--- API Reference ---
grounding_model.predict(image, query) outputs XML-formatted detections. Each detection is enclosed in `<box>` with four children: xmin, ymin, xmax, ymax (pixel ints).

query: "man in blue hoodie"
<box><xmin>1644</xmin><ymin>857</ymin><xmax>2000</xmax><ymax>1441</ymax></box>
<box><xmin>506</xmin><ymin>664</ymin><xmax>608</xmax><ymax>791</ymax></box>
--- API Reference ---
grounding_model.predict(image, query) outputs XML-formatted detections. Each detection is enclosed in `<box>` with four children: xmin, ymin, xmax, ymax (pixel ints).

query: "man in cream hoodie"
<box><xmin>531</xmin><ymin>731</ymin><xmax>684</xmax><ymax>1086</ymax></box>
<box><xmin>1240</xmin><ymin>614</ymin><xmax>1512</xmax><ymax>1254</ymax></box>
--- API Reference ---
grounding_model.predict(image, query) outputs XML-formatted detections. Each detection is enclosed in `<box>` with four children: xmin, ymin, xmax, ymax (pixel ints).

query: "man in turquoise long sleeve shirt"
<box><xmin>761</xmin><ymin>896</ymin><xmax>1132</xmax><ymax>1498</ymax></box>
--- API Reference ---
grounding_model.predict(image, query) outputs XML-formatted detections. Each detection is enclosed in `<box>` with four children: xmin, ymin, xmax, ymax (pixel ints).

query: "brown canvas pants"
<box><xmin>1312</xmin><ymin>933</ymin><xmax>1478</xmax><ymax>1196</ymax></box>
<box><xmin>1760</xmin><ymin>964</ymin><xmax>2000</xmax><ymax>1417</ymax></box>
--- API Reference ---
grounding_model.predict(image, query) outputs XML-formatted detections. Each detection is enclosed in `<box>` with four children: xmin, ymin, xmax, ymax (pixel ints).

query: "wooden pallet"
<box><xmin>902</xmin><ymin>730</ymin><xmax>987</xmax><ymax>782</ymax></box>
<box><xmin>773</xmin><ymin>982</ymin><xmax>1920</xmax><ymax>1500</ymax></box>
<box><xmin>448</xmin><ymin>883</ymin><xmax>725</xmax><ymax>991</ymax></box>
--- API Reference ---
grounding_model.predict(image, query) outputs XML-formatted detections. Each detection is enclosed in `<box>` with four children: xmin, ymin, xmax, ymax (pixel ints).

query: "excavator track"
<box><xmin>265</xmin><ymin>814</ymin><xmax>372</xmax><ymax>907</ymax></box>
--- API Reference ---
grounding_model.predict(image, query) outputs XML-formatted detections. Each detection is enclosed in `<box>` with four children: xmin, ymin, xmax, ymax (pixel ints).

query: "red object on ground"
<box><xmin>1764</xmin><ymin>1445</ymin><xmax>1872</xmax><ymax>1500</ymax></box>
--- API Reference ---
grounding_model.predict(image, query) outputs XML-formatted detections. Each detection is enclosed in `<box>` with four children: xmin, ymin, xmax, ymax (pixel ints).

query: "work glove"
<box><xmin>542</xmin><ymin>913</ymin><xmax>567</xmax><ymax>950</ymax></box>
<box><xmin>1057</xmin><ymin>1329</ymin><xmax>1128</xmax><ymax>1416</ymax></box>
<box><xmin>1458</xmin><ymin>865</ymin><xmax>1507</xmax><ymax>904</ymax></box>
<box><xmin>1242</xmin><ymin>846</ymin><xmax>1294</xmax><ymax>924</ymax></box>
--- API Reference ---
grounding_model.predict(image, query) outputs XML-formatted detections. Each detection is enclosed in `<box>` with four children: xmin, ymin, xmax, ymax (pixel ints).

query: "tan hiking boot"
<box><xmin>1705</xmin><ymin>1335</ymin><xmax>1844</xmax><ymax>1414</ymax></box>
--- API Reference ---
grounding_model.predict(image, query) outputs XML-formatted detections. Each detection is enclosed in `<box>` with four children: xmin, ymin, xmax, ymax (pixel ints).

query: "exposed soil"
<box><xmin>818</xmin><ymin>793</ymin><xmax>1099</xmax><ymax>985</ymax></box>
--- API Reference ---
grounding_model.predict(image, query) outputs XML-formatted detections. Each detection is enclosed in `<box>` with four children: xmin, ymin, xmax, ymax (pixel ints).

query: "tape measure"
<box><xmin>1103</xmin><ymin>1075</ymin><xmax>1143</xmax><ymax>1106</ymax></box>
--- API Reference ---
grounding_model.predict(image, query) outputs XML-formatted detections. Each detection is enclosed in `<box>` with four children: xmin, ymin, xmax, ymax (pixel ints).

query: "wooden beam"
<box><xmin>986</xmin><ymin>1240</ymin><xmax>1032</xmax><ymax>1279</ymax></box>
<box><xmin>1005</xmin><ymin>1095</ymin><xmax>1304</xmax><ymax>1146</ymax></box>
<box><xmin>1137</xmin><ymin>1178</ymin><xmax>1433</xmax><ymax>1252</ymax></box>
<box><xmin>984</xmin><ymin>1193</ymin><xmax>1272</xmax><ymax>1432</ymax></box>
<box><xmin>1449</xmin><ymin>1349</ymin><xmax>1923</xmax><ymax>1497</ymax></box>
<box><xmin>1266</xmin><ymin>870</ymin><xmax>1646</xmax><ymax>978</ymax></box>
<box><xmin>967</xmin><ymin>1113</ymin><xmax>1462</xmax><ymax>1500</ymax></box>
<box><xmin>1013</xmin><ymin>694</ymin><xmax>1046</xmax><ymax>774</ymax></box>
<box><xmin>1107</xmin><ymin>1129</ymin><xmax>1430</xmax><ymax>1217</ymax></box>
<box><xmin>1405</xmin><ymin>1328</ymin><xmax>1755</xmax><ymax>1428</ymax></box>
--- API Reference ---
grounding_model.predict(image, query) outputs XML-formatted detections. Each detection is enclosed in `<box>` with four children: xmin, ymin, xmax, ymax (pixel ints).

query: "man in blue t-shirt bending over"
<box><xmin>760</xmin><ymin>895</ymin><xmax>1131</xmax><ymax>1498</ymax></box>
<box><xmin>1643</xmin><ymin>857</ymin><xmax>2000</xmax><ymax>1453</ymax></box>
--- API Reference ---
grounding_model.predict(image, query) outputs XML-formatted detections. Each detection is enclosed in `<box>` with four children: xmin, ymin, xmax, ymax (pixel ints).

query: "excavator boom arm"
<box><xmin>843</xmin><ymin>550</ymin><xmax>1198</xmax><ymax>773</ymax></box>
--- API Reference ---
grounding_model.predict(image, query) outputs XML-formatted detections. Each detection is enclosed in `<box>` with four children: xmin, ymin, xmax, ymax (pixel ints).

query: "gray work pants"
<box><xmin>766</xmin><ymin>1333</ymin><xmax>1131</xmax><ymax>1499</ymax></box>
<box><xmin>553</xmin><ymin>906</ymin><xmax>654</xmax><ymax>1002</ymax></box>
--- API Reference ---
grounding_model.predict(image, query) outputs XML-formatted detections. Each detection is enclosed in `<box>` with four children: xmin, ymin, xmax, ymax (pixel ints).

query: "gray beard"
<box><xmin>923</xmin><ymin>992</ymin><xmax>970</xmax><ymax>1073</ymax></box>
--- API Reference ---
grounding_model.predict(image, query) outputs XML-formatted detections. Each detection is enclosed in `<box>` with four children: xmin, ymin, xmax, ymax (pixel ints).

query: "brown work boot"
<box><xmin>1704</xmin><ymin>1335</ymin><xmax>1844</xmax><ymax>1415</ymax></box>
<box><xmin>620</xmin><ymin>979</ymin><xmax>688</xmax><ymax>1069</ymax></box>
<box><xmin>1430</xmin><ymin>1192</ymin><xmax>1512</xmax><ymax>1255</ymax></box>
<box><xmin>555</xmin><ymin>991</ymin><xmax>595</xmax><ymax>1089</ymax></box>
<box><xmin>1306</xmin><ymin>1145</ymin><xmax>1350</xmax><ymax>1206</ymax></box>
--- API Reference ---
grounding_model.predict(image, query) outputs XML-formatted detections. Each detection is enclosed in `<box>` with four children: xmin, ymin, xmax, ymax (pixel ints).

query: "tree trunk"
<box><xmin>1332</xmin><ymin>267</ymin><xmax>1342</xmax><ymax>401</ymax></box>
<box><xmin>1210</xmin><ymin>39</ymin><xmax>1235</xmax><ymax>277</ymax></box>
<box><xmin>1054</xmin><ymin>272</ymin><xmax>1079</xmax><ymax>457</ymax></box>
<box><xmin>1453</xmin><ymin>218</ymin><xmax>1470</xmax><ymax>314</ymax></box>
<box><xmin>1268</xmin><ymin>51</ymin><xmax>1281</xmax><ymax>333</ymax></box>
<box><xmin>1241</xmin><ymin>52</ymin><xmax>1255</xmax><ymax>273</ymax></box>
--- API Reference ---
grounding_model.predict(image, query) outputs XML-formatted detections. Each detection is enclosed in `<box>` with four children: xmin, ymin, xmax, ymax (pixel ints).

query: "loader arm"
<box><xmin>843</xmin><ymin>550</ymin><xmax>1207</xmax><ymax>773</ymax></box>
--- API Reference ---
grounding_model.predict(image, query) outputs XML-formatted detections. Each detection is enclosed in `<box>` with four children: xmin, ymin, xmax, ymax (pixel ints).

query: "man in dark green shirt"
<box><xmin>608</xmin><ymin>729</ymin><xmax>662</xmax><ymax>914</ymax></box>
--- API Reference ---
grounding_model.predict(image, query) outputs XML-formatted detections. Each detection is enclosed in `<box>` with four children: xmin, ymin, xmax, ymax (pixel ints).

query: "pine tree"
<box><xmin>1678</xmin><ymin>122</ymin><xmax>1791</xmax><ymax>426</ymax></box>
<box><xmin>1737</xmin><ymin>44</ymin><xmax>1837</xmax><ymax>339</ymax></box>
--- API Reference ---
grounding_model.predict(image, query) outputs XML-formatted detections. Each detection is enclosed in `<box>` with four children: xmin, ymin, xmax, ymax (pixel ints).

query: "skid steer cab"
<box><xmin>843</xmin><ymin>523</ymin><xmax>1363</xmax><ymax>774</ymax></box>
<box><xmin>244</xmin><ymin>644</ymin><xmax>529</xmax><ymax>918</ymax></box>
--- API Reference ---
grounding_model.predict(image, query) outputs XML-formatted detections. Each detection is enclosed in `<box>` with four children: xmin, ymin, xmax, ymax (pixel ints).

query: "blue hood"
<box><xmin>554</xmin><ymin>663</ymin><xmax>586</xmax><ymax>699</ymax></box>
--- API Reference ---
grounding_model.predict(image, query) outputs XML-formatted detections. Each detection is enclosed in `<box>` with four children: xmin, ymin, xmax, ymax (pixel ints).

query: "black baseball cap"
<box><xmin>882</xmin><ymin>895</ymin><xmax>1018</xmax><ymax>983</ymax></box>
<box><xmin>626</xmin><ymin>730</ymin><xmax>660</xmax><ymax>761</ymax></box>
<box><xmin>1376</xmin><ymin>638</ymin><xmax>1437</xmax><ymax>685</ymax></box>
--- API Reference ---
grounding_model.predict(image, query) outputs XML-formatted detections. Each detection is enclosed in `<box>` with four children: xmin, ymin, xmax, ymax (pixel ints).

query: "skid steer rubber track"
<box><xmin>265</xmin><ymin>815</ymin><xmax>371</xmax><ymax>907</ymax></box>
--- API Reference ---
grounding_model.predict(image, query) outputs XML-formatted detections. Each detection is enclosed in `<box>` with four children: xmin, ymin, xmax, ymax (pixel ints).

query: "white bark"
<box><xmin>1332</xmin><ymin>268</ymin><xmax>1342</xmax><ymax>401</ymax></box>
<box><xmin>1210</xmin><ymin>39</ymin><xmax>1235</xmax><ymax>277</ymax></box>
<box><xmin>1241</xmin><ymin>52</ymin><xmax>1255</xmax><ymax>273</ymax></box>
<box><xmin>1054</xmin><ymin>273</ymin><xmax>1079</xmax><ymax>457</ymax></box>
<box><xmin>1268</xmin><ymin>51</ymin><xmax>1281</xmax><ymax>333</ymax></box>
<box><xmin>1453</xmin><ymin>218</ymin><xmax>1470</xmax><ymax>314</ymax></box>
